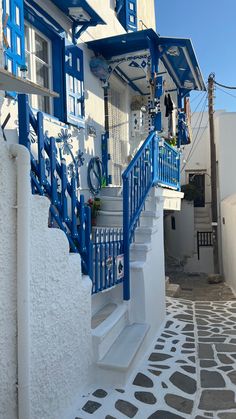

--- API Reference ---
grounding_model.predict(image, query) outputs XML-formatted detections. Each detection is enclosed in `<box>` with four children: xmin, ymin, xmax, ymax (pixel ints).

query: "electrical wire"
<box><xmin>214</xmin><ymin>80</ymin><xmax>236</xmax><ymax>90</ymax></box>
<box><xmin>215</xmin><ymin>85</ymin><xmax>236</xmax><ymax>100</ymax></box>
<box><xmin>181</xmin><ymin>95</ymin><xmax>208</xmax><ymax>173</ymax></box>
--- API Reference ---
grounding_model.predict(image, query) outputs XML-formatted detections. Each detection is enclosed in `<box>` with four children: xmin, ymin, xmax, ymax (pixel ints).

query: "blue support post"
<box><xmin>18</xmin><ymin>94</ymin><xmax>30</xmax><ymax>149</ymax></box>
<box><xmin>37</xmin><ymin>111</ymin><xmax>46</xmax><ymax>186</ymax></box>
<box><xmin>123</xmin><ymin>175</ymin><xmax>130</xmax><ymax>301</ymax></box>
<box><xmin>61</xmin><ymin>159</ymin><xmax>68</xmax><ymax>222</ymax></box>
<box><xmin>79</xmin><ymin>194</ymin><xmax>86</xmax><ymax>252</ymax></box>
<box><xmin>71</xmin><ymin>176</ymin><xmax>78</xmax><ymax>238</ymax></box>
<box><xmin>49</xmin><ymin>137</ymin><xmax>58</xmax><ymax>206</ymax></box>
<box><xmin>152</xmin><ymin>134</ymin><xmax>158</xmax><ymax>185</ymax></box>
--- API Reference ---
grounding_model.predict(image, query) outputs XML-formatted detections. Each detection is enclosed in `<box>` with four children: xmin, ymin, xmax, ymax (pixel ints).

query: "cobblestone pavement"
<box><xmin>167</xmin><ymin>272</ymin><xmax>236</xmax><ymax>302</ymax></box>
<box><xmin>75</xmin><ymin>295</ymin><xmax>236</xmax><ymax>419</ymax></box>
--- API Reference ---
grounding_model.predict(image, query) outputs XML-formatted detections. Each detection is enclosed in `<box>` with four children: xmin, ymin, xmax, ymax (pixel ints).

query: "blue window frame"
<box><xmin>3</xmin><ymin>0</ymin><xmax>25</xmax><ymax>75</ymax></box>
<box><xmin>64</xmin><ymin>41</ymin><xmax>84</xmax><ymax>127</ymax></box>
<box><xmin>2</xmin><ymin>0</ymin><xmax>85</xmax><ymax>126</ymax></box>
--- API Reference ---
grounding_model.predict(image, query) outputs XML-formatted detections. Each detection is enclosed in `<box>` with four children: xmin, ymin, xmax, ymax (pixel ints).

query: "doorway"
<box><xmin>189</xmin><ymin>173</ymin><xmax>205</xmax><ymax>207</ymax></box>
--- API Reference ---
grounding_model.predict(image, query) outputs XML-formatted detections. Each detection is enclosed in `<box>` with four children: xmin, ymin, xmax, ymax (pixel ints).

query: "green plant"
<box><xmin>87</xmin><ymin>197</ymin><xmax>101</xmax><ymax>219</ymax></box>
<box><xmin>181</xmin><ymin>183</ymin><xmax>201</xmax><ymax>201</ymax></box>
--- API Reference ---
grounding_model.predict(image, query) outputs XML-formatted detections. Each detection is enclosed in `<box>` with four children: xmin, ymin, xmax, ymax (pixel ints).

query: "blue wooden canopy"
<box><xmin>87</xmin><ymin>29</ymin><xmax>206</xmax><ymax>92</ymax></box>
<box><xmin>51</xmin><ymin>0</ymin><xmax>105</xmax><ymax>26</ymax></box>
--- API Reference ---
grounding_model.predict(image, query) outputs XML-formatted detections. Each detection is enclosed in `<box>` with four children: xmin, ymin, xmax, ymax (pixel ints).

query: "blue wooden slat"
<box><xmin>49</xmin><ymin>137</ymin><xmax>58</xmax><ymax>206</ymax></box>
<box><xmin>37</xmin><ymin>111</ymin><xmax>46</xmax><ymax>186</ymax></box>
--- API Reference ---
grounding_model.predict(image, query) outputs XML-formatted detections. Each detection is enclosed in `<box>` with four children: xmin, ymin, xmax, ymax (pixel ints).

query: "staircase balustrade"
<box><xmin>122</xmin><ymin>134</ymin><xmax>180</xmax><ymax>300</ymax></box>
<box><xmin>18</xmin><ymin>94</ymin><xmax>180</xmax><ymax>301</ymax></box>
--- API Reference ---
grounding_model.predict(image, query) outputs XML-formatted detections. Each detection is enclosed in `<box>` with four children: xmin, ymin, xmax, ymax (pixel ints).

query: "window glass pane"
<box><xmin>129</xmin><ymin>15</ymin><xmax>135</xmax><ymax>23</ymax></box>
<box><xmin>69</xmin><ymin>96</ymin><xmax>75</xmax><ymax>115</ymax></box>
<box><xmin>36</xmin><ymin>60</ymin><xmax>49</xmax><ymax>88</ymax></box>
<box><xmin>69</xmin><ymin>75</ymin><xmax>74</xmax><ymax>92</ymax></box>
<box><xmin>129</xmin><ymin>3</ymin><xmax>134</xmax><ymax>10</ymax></box>
<box><xmin>35</xmin><ymin>33</ymin><xmax>48</xmax><ymax>63</ymax></box>
<box><xmin>24</xmin><ymin>25</ymin><xmax>29</xmax><ymax>51</ymax></box>
<box><xmin>76</xmin><ymin>101</ymin><xmax>82</xmax><ymax>117</ymax></box>
<box><xmin>7</xmin><ymin>58</ymin><xmax>12</xmax><ymax>73</ymax></box>
<box><xmin>16</xmin><ymin>36</ymin><xmax>21</xmax><ymax>55</ymax></box>
<box><xmin>38</xmin><ymin>96</ymin><xmax>50</xmax><ymax>114</ymax></box>
<box><xmin>25</xmin><ymin>52</ymin><xmax>31</xmax><ymax>80</ymax></box>
<box><xmin>15</xmin><ymin>6</ymin><xmax>20</xmax><ymax>26</ymax></box>
<box><xmin>6</xmin><ymin>27</ymin><xmax>11</xmax><ymax>48</ymax></box>
<box><xmin>76</xmin><ymin>80</ymin><xmax>82</xmax><ymax>96</ymax></box>
<box><xmin>77</xmin><ymin>58</ymin><xmax>80</xmax><ymax>73</ymax></box>
<box><xmin>6</xmin><ymin>0</ymin><xmax>10</xmax><ymax>16</ymax></box>
<box><xmin>68</xmin><ymin>53</ymin><xmax>72</xmax><ymax>67</ymax></box>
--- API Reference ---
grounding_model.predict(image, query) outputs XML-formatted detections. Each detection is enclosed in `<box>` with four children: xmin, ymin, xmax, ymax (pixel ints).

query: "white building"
<box><xmin>165</xmin><ymin>107</ymin><xmax>236</xmax><ymax>283</ymax></box>
<box><xmin>0</xmin><ymin>1</ymin><xmax>205</xmax><ymax>418</ymax></box>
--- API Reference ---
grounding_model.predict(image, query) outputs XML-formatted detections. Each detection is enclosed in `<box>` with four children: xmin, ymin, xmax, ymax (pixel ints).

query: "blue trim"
<box><xmin>24</xmin><ymin>0</ymin><xmax>65</xmax><ymax>35</ymax></box>
<box><xmin>87</xmin><ymin>29</ymin><xmax>206</xmax><ymax>91</ymax></box>
<box><xmin>24</xmin><ymin>2</ymin><xmax>65</xmax><ymax>121</ymax></box>
<box><xmin>64</xmin><ymin>40</ymin><xmax>85</xmax><ymax>127</ymax></box>
<box><xmin>116</xmin><ymin>0</ymin><xmax>137</xmax><ymax>32</ymax></box>
<box><xmin>3</xmin><ymin>0</ymin><xmax>25</xmax><ymax>97</ymax></box>
<box><xmin>51</xmin><ymin>0</ymin><xmax>105</xmax><ymax>26</ymax></box>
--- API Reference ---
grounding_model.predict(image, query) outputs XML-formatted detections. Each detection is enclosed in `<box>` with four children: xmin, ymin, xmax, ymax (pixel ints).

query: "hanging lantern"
<box><xmin>90</xmin><ymin>56</ymin><xmax>109</xmax><ymax>81</ymax></box>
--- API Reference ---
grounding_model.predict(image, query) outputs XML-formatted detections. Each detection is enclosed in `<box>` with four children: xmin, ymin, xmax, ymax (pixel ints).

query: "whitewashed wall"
<box><xmin>165</xmin><ymin>200</ymin><xmax>195</xmax><ymax>261</ymax></box>
<box><xmin>0</xmin><ymin>140</ymin><xmax>93</xmax><ymax>419</ymax></box>
<box><xmin>216</xmin><ymin>112</ymin><xmax>236</xmax><ymax>201</ymax></box>
<box><xmin>0</xmin><ymin>142</ymin><xmax>17</xmax><ymax>419</ymax></box>
<box><xmin>221</xmin><ymin>194</ymin><xmax>236</xmax><ymax>293</ymax></box>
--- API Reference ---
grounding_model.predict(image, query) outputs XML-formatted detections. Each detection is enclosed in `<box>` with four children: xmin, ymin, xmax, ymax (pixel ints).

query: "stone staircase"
<box><xmin>90</xmin><ymin>186</ymin><xmax>163</xmax><ymax>385</ymax></box>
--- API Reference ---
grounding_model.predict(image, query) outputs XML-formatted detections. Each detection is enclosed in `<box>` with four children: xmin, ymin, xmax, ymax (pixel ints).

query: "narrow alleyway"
<box><xmin>76</xmin><ymin>277</ymin><xmax>236</xmax><ymax>419</ymax></box>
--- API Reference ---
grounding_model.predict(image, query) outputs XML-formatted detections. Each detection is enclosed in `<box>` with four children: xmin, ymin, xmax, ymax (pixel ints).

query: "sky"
<box><xmin>156</xmin><ymin>0</ymin><xmax>236</xmax><ymax>112</ymax></box>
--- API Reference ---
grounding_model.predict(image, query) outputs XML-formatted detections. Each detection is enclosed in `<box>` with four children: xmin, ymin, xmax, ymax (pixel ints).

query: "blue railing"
<box><xmin>18</xmin><ymin>94</ymin><xmax>93</xmax><ymax>277</ymax></box>
<box><xmin>158</xmin><ymin>140</ymin><xmax>180</xmax><ymax>190</ymax></box>
<box><xmin>18</xmin><ymin>94</ymin><xmax>180</xmax><ymax>301</ymax></box>
<box><xmin>18</xmin><ymin>94</ymin><xmax>124</xmax><ymax>293</ymax></box>
<box><xmin>122</xmin><ymin>134</ymin><xmax>180</xmax><ymax>300</ymax></box>
<box><xmin>92</xmin><ymin>228</ymin><xmax>124</xmax><ymax>293</ymax></box>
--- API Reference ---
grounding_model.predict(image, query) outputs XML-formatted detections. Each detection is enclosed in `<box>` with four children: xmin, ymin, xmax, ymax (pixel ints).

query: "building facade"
<box><xmin>0</xmin><ymin>1</ymin><xmax>205</xmax><ymax>418</ymax></box>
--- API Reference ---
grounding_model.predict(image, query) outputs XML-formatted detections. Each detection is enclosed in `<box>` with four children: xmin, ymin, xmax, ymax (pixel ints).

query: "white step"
<box><xmin>130</xmin><ymin>242</ymin><xmax>152</xmax><ymax>262</ymax></box>
<box><xmin>100</xmin><ymin>196</ymin><xmax>123</xmax><ymax>212</ymax></box>
<box><xmin>100</xmin><ymin>186</ymin><xmax>122</xmax><ymax>197</ymax></box>
<box><xmin>134</xmin><ymin>225</ymin><xmax>158</xmax><ymax>243</ymax></box>
<box><xmin>92</xmin><ymin>303</ymin><xmax>128</xmax><ymax>361</ymax></box>
<box><xmin>97</xmin><ymin>323</ymin><xmax>149</xmax><ymax>371</ymax></box>
<box><xmin>96</xmin><ymin>210</ymin><xmax>123</xmax><ymax>227</ymax></box>
<box><xmin>140</xmin><ymin>210</ymin><xmax>160</xmax><ymax>227</ymax></box>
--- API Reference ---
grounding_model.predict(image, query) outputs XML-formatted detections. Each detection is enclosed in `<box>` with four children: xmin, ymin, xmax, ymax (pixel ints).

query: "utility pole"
<box><xmin>208</xmin><ymin>73</ymin><xmax>219</xmax><ymax>274</ymax></box>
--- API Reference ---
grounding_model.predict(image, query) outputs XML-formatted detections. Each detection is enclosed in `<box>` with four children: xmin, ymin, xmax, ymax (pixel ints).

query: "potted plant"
<box><xmin>87</xmin><ymin>197</ymin><xmax>101</xmax><ymax>226</ymax></box>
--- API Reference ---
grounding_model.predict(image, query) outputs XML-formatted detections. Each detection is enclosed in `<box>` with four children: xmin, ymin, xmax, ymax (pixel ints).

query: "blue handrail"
<box><xmin>122</xmin><ymin>134</ymin><xmax>180</xmax><ymax>300</ymax></box>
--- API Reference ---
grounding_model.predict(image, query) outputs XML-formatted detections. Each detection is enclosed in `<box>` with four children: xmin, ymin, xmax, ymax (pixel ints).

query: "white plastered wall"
<box><xmin>130</xmin><ymin>189</ymin><xmax>166</xmax><ymax>340</ymax></box>
<box><xmin>165</xmin><ymin>200</ymin><xmax>195</xmax><ymax>261</ymax></box>
<box><xmin>0</xmin><ymin>140</ymin><xmax>93</xmax><ymax>419</ymax></box>
<box><xmin>221</xmin><ymin>194</ymin><xmax>236</xmax><ymax>294</ymax></box>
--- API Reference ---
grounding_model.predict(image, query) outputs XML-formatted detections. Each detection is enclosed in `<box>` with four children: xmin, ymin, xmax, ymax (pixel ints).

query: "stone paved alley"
<box><xmin>75</xmin><ymin>278</ymin><xmax>236</xmax><ymax>419</ymax></box>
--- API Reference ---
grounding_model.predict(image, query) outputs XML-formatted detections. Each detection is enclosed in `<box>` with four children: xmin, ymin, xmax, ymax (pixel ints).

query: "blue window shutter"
<box><xmin>126</xmin><ymin>0</ymin><xmax>137</xmax><ymax>32</ymax></box>
<box><xmin>116</xmin><ymin>0</ymin><xmax>137</xmax><ymax>32</ymax></box>
<box><xmin>3</xmin><ymin>0</ymin><xmax>25</xmax><ymax>75</ymax></box>
<box><xmin>64</xmin><ymin>41</ymin><xmax>85</xmax><ymax>127</ymax></box>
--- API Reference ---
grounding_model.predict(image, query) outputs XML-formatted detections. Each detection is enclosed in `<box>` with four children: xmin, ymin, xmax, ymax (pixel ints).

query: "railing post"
<box><xmin>18</xmin><ymin>94</ymin><xmax>30</xmax><ymax>149</ymax></box>
<box><xmin>37</xmin><ymin>111</ymin><xmax>46</xmax><ymax>186</ymax></box>
<box><xmin>123</xmin><ymin>175</ymin><xmax>130</xmax><ymax>301</ymax></box>
<box><xmin>152</xmin><ymin>133</ymin><xmax>158</xmax><ymax>185</ymax></box>
<box><xmin>177</xmin><ymin>150</ymin><xmax>181</xmax><ymax>191</ymax></box>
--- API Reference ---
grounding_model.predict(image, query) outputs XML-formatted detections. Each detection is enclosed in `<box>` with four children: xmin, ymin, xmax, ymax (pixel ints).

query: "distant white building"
<box><xmin>165</xmin><ymin>107</ymin><xmax>236</xmax><ymax>283</ymax></box>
